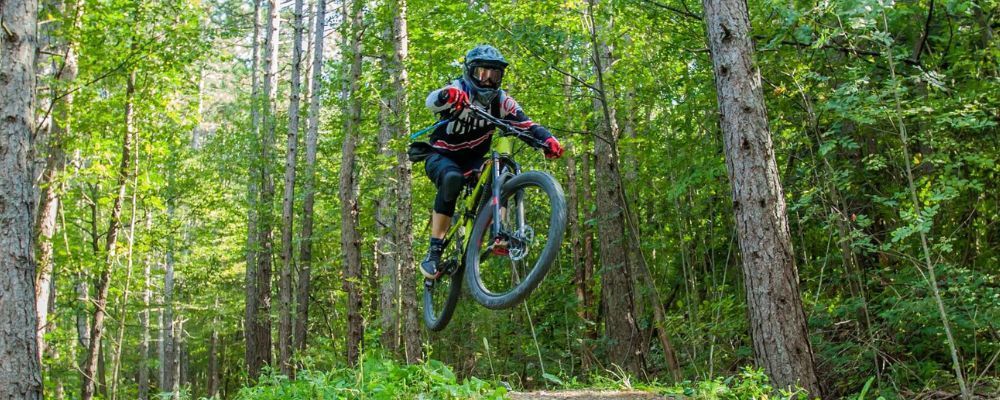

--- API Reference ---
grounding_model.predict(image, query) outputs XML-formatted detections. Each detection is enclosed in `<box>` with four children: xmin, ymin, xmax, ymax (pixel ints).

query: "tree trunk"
<box><xmin>340</xmin><ymin>0</ymin><xmax>365</xmax><ymax>366</ymax></box>
<box><xmin>244</xmin><ymin>0</ymin><xmax>263</xmax><ymax>381</ymax></box>
<box><xmin>279</xmin><ymin>0</ymin><xmax>306</xmax><ymax>377</ymax></box>
<box><xmin>208</xmin><ymin>296</ymin><xmax>220</xmax><ymax>398</ymax></box>
<box><xmin>177</xmin><ymin>318</ymin><xmax>187</xmax><ymax>391</ymax></box>
<box><xmin>249</xmin><ymin>0</ymin><xmax>281</xmax><ymax>379</ymax></box>
<box><xmin>586</xmin><ymin>0</ymin><xmax>643</xmax><ymax>375</ymax></box>
<box><xmin>110</xmin><ymin>165</ymin><xmax>140</xmax><ymax>400</ymax></box>
<box><xmin>82</xmin><ymin>69</ymin><xmax>135</xmax><ymax>400</ymax></box>
<box><xmin>701</xmin><ymin>0</ymin><xmax>822</xmax><ymax>395</ymax></box>
<box><xmin>76</xmin><ymin>272</ymin><xmax>91</xmax><ymax>349</ymax></box>
<box><xmin>0</xmin><ymin>0</ymin><xmax>43</xmax><ymax>394</ymax></box>
<box><xmin>376</xmin><ymin>26</ymin><xmax>400</xmax><ymax>354</ymax></box>
<box><xmin>161</xmin><ymin>202</ymin><xmax>178</xmax><ymax>398</ymax></box>
<box><xmin>138</xmin><ymin>251</ymin><xmax>151</xmax><ymax>400</ymax></box>
<box><xmin>580</xmin><ymin>148</ymin><xmax>595</xmax><ymax>333</ymax></box>
<box><xmin>35</xmin><ymin>0</ymin><xmax>83</xmax><ymax>360</ymax></box>
<box><xmin>295</xmin><ymin>0</ymin><xmax>327</xmax><ymax>355</ymax></box>
<box><xmin>389</xmin><ymin>0</ymin><xmax>421</xmax><ymax>365</ymax></box>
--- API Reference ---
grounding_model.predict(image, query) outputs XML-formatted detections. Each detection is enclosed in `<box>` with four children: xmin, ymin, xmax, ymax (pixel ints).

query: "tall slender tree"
<box><xmin>702</xmin><ymin>0</ymin><xmax>821</xmax><ymax>395</ymax></box>
<box><xmin>340</xmin><ymin>0</ymin><xmax>365</xmax><ymax>366</ymax></box>
<box><xmin>248</xmin><ymin>0</ymin><xmax>281</xmax><ymax>379</ymax></box>
<box><xmin>376</xmin><ymin>54</ymin><xmax>399</xmax><ymax>351</ymax></box>
<box><xmin>389</xmin><ymin>0</ymin><xmax>420</xmax><ymax>364</ymax></box>
<box><xmin>295</xmin><ymin>0</ymin><xmax>327</xmax><ymax>354</ymax></box>
<box><xmin>243</xmin><ymin>0</ymin><xmax>263</xmax><ymax>380</ymax></box>
<box><xmin>279</xmin><ymin>0</ymin><xmax>306</xmax><ymax>376</ymax></box>
<box><xmin>81</xmin><ymin>67</ymin><xmax>136</xmax><ymax>400</ymax></box>
<box><xmin>586</xmin><ymin>0</ymin><xmax>643</xmax><ymax>375</ymax></box>
<box><xmin>35</xmin><ymin>0</ymin><xmax>85</xmax><ymax>361</ymax></box>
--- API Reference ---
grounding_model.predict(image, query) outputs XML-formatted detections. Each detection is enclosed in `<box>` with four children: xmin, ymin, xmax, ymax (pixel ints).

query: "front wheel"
<box><xmin>465</xmin><ymin>171</ymin><xmax>567</xmax><ymax>309</ymax></box>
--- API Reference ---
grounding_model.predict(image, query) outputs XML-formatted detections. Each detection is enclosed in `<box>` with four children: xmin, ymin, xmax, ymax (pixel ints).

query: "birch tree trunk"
<box><xmin>0</xmin><ymin>0</ymin><xmax>43</xmax><ymax>394</ymax></box>
<box><xmin>586</xmin><ymin>0</ymin><xmax>643</xmax><ymax>375</ymax></box>
<box><xmin>340</xmin><ymin>0</ymin><xmax>365</xmax><ymax>366</ymax></box>
<box><xmin>279</xmin><ymin>0</ymin><xmax>306</xmax><ymax>376</ymax></box>
<box><xmin>81</xmin><ymin>69</ymin><xmax>135</xmax><ymax>400</ymax></box>
<box><xmin>389</xmin><ymin>0</ymin><xmax>421</xmax><ymax>364</ymax></box>
<box><xmin>701</xmin><ymin>0</ymin><xmax>822</xmax><ymax>395</ymax></box>
<box><xmin>295</xmin><ymin>0</ymin><xmax>327</xmax><ymax>354</ymax></box>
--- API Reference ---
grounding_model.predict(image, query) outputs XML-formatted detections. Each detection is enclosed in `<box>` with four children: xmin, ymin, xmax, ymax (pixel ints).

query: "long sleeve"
<box><xmin>426</xmin><ymin>83</ymin><xmax>462</xmax><ymax>114</ymax></box>
<box><xmin>500</xmin><ymin>95</ymin><xmax>552</xmax><ymax>145</ymax></box>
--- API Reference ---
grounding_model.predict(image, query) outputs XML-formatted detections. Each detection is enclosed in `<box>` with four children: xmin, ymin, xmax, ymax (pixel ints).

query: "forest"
<box><xmin>1</xmin><ymin>0</ymin><xmax>998</xmax><ymax>398</ymax></box>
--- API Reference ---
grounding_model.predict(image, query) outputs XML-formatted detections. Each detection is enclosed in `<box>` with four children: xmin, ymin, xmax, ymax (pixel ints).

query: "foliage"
<box><xmin>30</xmin><ymin>0</ymin><xmax>999</xmax><ymax>398</ymax></box>
<box><xmin>235</xmin><ymin>355</ymin><xmax>506</xmax><ymax>400</ymax></box>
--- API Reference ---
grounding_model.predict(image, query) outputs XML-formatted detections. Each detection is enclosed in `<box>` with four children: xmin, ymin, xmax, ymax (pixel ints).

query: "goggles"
<box><xmin>471</xmin><ymin>66</ymin><xmax>504</xmax><ymax>88</ymax></box>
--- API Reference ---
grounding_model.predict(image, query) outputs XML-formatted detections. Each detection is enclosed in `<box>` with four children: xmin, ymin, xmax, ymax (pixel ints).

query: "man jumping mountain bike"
<box><xmin>419</xmin><ymin>44</ymin><xmax>564</xmax><ymax>280</ymax></box>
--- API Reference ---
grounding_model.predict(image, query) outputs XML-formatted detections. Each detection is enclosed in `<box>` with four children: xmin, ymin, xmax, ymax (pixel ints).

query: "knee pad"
<box><xmin>439</xmin><ymin>171</ymin><xmax>465</xmax><ymax>202</ymax></box>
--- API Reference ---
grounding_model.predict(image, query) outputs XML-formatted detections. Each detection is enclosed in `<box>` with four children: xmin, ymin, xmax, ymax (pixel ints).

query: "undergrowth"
<box><xmin>235</xmin><ymin>355</ymin><xmax>506</xmax><ymax>399</ymax></box>
<box><xmin>235</xmin><ymin>355</ymin><xmax>820</xmax><ymax>399</ymax></box>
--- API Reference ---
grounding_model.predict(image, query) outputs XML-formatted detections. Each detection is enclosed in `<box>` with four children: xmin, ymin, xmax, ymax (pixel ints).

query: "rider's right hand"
<box><xmin>437</xmin><ymin>87</ymin><xmax>469</xmax><ymax>112</ymax></box>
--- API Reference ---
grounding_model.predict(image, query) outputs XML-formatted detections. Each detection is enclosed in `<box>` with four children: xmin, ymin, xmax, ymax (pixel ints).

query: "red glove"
<box><xmin>543</xmin><ymin>137</ymin><xmax>563</xmax><ymax>159</ymax></box>
<box><xmin>438</xmin><ymin>87</ymin><xmax>470</xmax><ymax>111</ymax></box>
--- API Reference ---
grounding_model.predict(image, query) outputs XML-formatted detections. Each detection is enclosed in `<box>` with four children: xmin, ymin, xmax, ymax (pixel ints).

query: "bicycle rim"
<box><xmin>465</xmin><ymin>171</ymin><xmax>566</xmax><ymax>309</ymax></box>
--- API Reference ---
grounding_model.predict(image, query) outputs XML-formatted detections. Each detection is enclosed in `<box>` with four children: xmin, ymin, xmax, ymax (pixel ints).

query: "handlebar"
<box><xmin>463</xmin><ymin>103</ymin><xmax>547</xmax><ymax>149</ymax></box>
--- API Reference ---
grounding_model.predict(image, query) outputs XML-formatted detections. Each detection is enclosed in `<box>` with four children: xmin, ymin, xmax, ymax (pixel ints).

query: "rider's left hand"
<box><xmin>543</xmin><ymin>137</ymin><xmax>564</xmax><ymax>159</ymax></box>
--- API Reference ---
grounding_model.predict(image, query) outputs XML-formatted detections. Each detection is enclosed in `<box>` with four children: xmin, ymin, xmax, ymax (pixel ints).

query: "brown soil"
<box><xmin>507</xmin><ymin>390</ymin><xmax>680</xmax><ymax>399</ymax></box>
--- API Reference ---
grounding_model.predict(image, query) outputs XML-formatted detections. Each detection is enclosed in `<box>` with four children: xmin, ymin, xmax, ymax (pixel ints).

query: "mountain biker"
<box><xmin>419</xmin><ymin>44</ymin><xmax>564</xmax><ymax>280</ymax></box>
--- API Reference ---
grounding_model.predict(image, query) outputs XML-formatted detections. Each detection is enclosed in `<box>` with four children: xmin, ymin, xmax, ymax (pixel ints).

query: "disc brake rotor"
<box><xmin>508</xmin><ymin>225</ymin><xmax>534</xmax><ymax>261</ymax></box>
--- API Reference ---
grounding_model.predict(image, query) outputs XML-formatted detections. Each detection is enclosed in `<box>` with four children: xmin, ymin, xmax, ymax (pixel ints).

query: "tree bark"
<box><xmin>35</xmin><ymin>0</ymin><xmax>84</xmax><ymax>361</ymax></box>
<box><xmin>0</xmin><ymin>0</ymin><xmax>44</xmax><ymax>394</ymax></box>
<box><xmin>244</xmin><ymin>0</ymin><xmax>263</xmax><ymax>381</ymax></box>
<box><xmin>161</xmin><ymin>202</ymin><xmax>178</xmax><ymax>398</ymax></box>
<box><xmin>208</xmin><ymin>296</ymin><xmax>220</xmax><ymax>397</ymax></box>
<box><xmin>110</xmin><ymin>161</ymin><xmax>140</xmax><ymax>400</ymax></box>
<box><xmin>279</xmin><ymin>0</ymin><xmax>306</xmax><ymax>377</ymax></box>
<box><xmin>295</xmin><ymin>0</ymin><xmax>327</xmax><ymax>355</ymax></box>
<box><xmin>340</xmin><ymin>0</ymin><xmax>365</xmax><ymax>366</ymax></box>
<box><xmin>81</xmin><ymin>68</ymin><xmax>135</xmax><ymax>400</ymax></box>
<box><xmin>701</xmin><ymin>0</ymin><xmax>822</xmax><ymax>395</ymax></box>
<box><xmin>389</xmin><ymin>0</ymin><xmax>421</xmax><ymax>365</ymax></box>
<box><xmin>376</xmin><ymin>25</ymin><xmax>400</xmax><ymax>354</ymax></box>
<box><xmin>248</xmin><ymin>0</ymin><xmax>280</xmax><ymax>380</ymax></box>
<box><xmin>138</xmin><ymin>250</ymin><xmax>151</xmax><ymax>400</ymax></box>
<box><xmin>586</xmin><ymin>0</ymin><xmax>643</xmax><ymax>375</ymax></box>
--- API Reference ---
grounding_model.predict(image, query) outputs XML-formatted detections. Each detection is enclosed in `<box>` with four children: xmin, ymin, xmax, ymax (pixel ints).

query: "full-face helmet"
<box><xmin>462</xmin><ymin>45</ymin><xmax>508</xmax><ymax>105</ymax></box>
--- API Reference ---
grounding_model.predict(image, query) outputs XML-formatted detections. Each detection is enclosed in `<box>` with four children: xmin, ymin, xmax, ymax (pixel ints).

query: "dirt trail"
<box><xmin>507</xmin><ymin>390</ymin><xmax>676</xmax><ymax>399</ymax></box>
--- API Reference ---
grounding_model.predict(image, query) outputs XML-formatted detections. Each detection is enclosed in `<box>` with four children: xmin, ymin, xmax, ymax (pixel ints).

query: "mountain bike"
<box><xmin>419</xmin><ymin>104</ymin><xmax>567</xmax><ymax>331</ymax></box>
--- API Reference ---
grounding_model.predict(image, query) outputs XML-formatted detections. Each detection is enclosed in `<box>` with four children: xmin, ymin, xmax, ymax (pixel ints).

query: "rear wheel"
<box><xmin>422</xmin><ymin>250</ymin><xmax>464</xmax><ymax>331</ymax></box>
<box><xmin>465</xmin><ymin>171</ymin><xmax>566</xmax><ymax>309</ymax></box>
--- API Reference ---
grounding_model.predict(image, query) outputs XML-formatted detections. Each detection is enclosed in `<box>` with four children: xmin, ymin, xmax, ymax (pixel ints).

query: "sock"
<box><xmin>429</xmin><ymin>237</ymin><xmax>445</xmax><ymax>249</ymax></box>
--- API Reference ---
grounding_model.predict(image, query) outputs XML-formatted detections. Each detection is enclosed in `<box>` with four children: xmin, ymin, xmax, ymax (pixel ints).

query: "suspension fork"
<box><xmin>513</xmin><ymin>163</ymin><xmax>525</xmax><ymax>235</ymax></box>
<box><xmin>490</xmin><ymin>150</ymin><xmax>503</xmax><ymax>238</ymax></box>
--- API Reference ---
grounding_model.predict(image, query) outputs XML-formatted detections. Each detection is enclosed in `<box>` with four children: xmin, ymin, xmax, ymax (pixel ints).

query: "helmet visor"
<box><xmin>472</xmin><ymin>66</ymin><xmax>503</xmax><ymax>88</ymax></box>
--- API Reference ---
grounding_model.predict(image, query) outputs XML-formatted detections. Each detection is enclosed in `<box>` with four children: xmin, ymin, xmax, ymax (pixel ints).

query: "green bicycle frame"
<box><xmin>445</xmin><ymin>135</ymin><xmax>516</xmax><ymax>256</ymax></box>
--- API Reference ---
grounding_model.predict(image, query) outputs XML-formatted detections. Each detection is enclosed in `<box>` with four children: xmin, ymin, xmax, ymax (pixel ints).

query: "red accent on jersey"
<box><xmin>431</xmin><ymin>134</ymin><xmax>491</xmax><ymax>151</ymax></box>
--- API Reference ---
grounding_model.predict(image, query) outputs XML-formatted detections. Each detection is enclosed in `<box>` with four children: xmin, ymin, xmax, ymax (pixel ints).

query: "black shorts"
<box><xmin>424</xmin><ymin>153</ymin><xmax>485</xmax><ymax>186</ymax></box>
<box><xmin>424</xmin><ymin>153</ymin><xmax>485</xmax><ymax>215</ymax></box>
